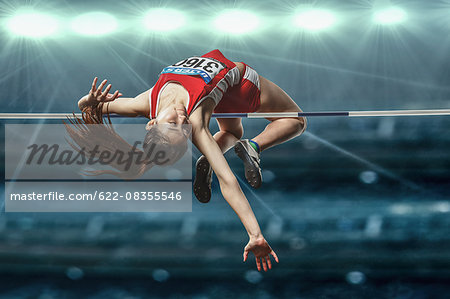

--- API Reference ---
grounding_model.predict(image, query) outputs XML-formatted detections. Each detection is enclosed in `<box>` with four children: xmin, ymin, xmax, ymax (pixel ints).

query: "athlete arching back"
<box><xmin>77</xmin><ymin>49</ymin><xmax>306</xmax><ymax>272</ymax></box>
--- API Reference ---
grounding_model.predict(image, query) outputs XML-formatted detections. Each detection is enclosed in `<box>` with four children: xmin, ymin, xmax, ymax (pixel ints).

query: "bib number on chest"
<box><xmin>161</xmin><ymin>57</ymin><xmax>226</xmax><ymax>84</ymax></box>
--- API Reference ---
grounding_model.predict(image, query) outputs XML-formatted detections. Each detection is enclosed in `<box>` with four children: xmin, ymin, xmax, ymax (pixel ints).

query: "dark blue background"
<box><xmin>1</xmin><ymin>0</ymin><xmax>449</xmax><ymax>298</ymax></box>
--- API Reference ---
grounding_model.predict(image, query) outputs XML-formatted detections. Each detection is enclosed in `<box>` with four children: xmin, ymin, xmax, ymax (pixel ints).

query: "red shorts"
<box><xmin>214</xmin><ymin>63</ymin><xmax>261</xmax><ymax>113</ymax></box>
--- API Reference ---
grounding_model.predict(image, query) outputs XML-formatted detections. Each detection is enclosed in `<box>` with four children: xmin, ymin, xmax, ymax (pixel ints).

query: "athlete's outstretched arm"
<box><xmin>191</xmin><ymin>119</ymin><xmax>279</xmax><ymax>271</ymax></box>
<box><xmin>78</xmin><ymin>77</ymin><xmax>149</xmax><ymax>117</ymax></box>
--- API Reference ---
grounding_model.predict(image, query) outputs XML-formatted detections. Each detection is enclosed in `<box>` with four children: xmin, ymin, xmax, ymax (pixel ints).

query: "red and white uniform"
<box><xmin>149</xmin><ymin>49</ymin><xmax>261</xmax><ymax>119</ymax></box>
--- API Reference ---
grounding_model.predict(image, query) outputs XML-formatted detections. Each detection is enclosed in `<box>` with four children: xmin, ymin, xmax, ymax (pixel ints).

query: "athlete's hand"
<box><xmin>243</xmin><ymin>236</ymin><xmax>279</xmax><ymax>271</ymax></box>
<box><xmin>79</xmin><ymin>77</ymin><xmax>122</xmax><ymax>109</ymax></box>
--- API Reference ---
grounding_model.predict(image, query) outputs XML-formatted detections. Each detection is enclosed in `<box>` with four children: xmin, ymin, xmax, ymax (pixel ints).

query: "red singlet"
<box><xmin>149</xmin><ymin>49</ymin><xmax>261</xmax><ymax>119</ymax></box>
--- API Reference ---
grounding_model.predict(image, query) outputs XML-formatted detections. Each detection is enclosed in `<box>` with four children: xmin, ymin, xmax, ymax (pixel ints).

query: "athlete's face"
<box><xmin>146</xmin><ymin>104</ymin><xmax>191</xmax><ymax>144</ymax></box>
<box><xmin>157</xmin><ymin>104</ymin><xmax>190</xmax><ymax>125</ymax></box>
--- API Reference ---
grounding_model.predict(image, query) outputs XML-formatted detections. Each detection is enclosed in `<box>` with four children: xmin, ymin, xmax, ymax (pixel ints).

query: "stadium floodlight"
<box><xmin>7</xmin><ymin>12</ymin><xmax>59</xmax><ymax>38</ymax></box>
<box><xmin>294</xmin><ymin>9</ymin><xmax>336</xmax><ymax>31</ymax></box>
<box><xmin>143</xmin><ymin>8</ymin><xmax>186</xmax><ymax>32</ymax></box>
<box><xmin>214</xmin><ymin>10</ymin><xmax>260</xmax><ymax>34</ymax></box>
<box><xmin>71</xmin><ymin>12</ymin><xmax>118</xmax><ymax>36</ymax></box>
<box><xmin>373</xmin><ymin>7</ymin><xmax>407</xmax><ymax>25</ymax></box>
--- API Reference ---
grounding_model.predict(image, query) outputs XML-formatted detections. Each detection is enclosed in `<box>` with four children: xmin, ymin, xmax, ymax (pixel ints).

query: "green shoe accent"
<box><xmin>249</xmin><ymin>139</ymin><xmax>260</xmax><ymax>154</ymax></box>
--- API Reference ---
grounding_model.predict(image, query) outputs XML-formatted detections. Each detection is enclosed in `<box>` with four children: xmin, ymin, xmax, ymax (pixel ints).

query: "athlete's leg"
<box><xmin>252</xmin><ymin>76</ymin><xmax>306</xmax><ymax>151</ymax></box>
<box><xmin>213</xmin><ymin>118</ymin><xmax>243</xmax><ymax>153</ymax></box>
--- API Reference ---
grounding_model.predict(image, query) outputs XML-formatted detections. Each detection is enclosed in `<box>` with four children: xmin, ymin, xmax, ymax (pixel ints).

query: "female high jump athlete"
<box><xmin>77</xmin><ymin>49</ymin><xmax>306</xmax><ymax>272</ymax></box>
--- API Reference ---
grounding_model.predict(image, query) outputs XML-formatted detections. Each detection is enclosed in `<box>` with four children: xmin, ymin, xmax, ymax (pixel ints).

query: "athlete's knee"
<box><xmin>299</xmin><ymin>116</ymin><xmax>307</xmax><ymax>133</ymax></box>
<box><xmin>293</xmin><ymin>116</ymin><xmax>307</xmax><ymax>134</ymax></box>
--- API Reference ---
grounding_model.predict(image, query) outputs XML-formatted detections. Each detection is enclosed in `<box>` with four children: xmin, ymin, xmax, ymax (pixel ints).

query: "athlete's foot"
<box><xmin>193</xmin><ymin>155</ymin><xmax>213</xmax><ymax>203</ymax></box>
<box><xmin>234</xmin><ymin>139</ymin><xmax>262</xmax><ymax>189</ymax></box>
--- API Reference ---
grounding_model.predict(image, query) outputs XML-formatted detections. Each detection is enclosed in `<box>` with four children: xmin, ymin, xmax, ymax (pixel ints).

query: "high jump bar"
<box><xmin>0</xmin><ymin>109</ymin><xmax>450</xmax><ymax>119</ymax></box>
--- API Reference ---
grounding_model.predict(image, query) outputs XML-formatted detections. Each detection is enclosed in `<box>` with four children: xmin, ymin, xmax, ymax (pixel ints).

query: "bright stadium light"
<box><xmin>214</xmin><ymin>10</ymin><xmax>260</xmax><ymax>34</ymax></box>
<box><xmin>294</xmin><ymin>9</ymin><xmax>336</xmax><ymax>31</ymax></box>
<box><xmin>373</xmin><ymin>7</ymin><xmax>407</xmax><ymax>25</ymax></box>
<box><xmin>143</xmin><ymin>8</ymin><xmax>186</xmax><ymax>32</ymax></box>
<box><xmin>71</xmin><ymin>12</ymin><xmax>118</xmax><ymax>36</ymax></box>
<box><xmin>7</xmin><ymin>12</ymin><xmax>59</xmax><ymax>38</ymax></box>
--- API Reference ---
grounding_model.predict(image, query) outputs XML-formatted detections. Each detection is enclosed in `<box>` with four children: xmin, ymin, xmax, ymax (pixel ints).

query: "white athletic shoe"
<box><xmin>234</xmin><ymin>139</ymin><xmax>262</xmax><ymax>189</ymax></box>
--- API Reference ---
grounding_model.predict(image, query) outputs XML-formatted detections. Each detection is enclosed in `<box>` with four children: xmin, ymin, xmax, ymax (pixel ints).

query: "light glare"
<box><xmin>294</xmin><ymin>9</ymin><xmax>336</xmax><ymax>31</ymax></box>
<box><xmin>7</xmin><ymin>12</ymin><xmax>59</xmax><ymax>37</ymax></box>
<box><xmin>71</xmin><ymin>12</ymin><xmax>118</xmax><ymax>36</ymax></box>
<box><xmin>214</xmin><ymin>10</ymin><xmax>260</xmax><ymax>34</ymax></box>
<box><xmin>144</xmin><ymin>9</ymin><xmax>186</xmax><ymax>32</ymax></box>
<box><xmin>373</xmin><ymin>7</ymin><xmax>407</xmax><ymax>25</ymax></box>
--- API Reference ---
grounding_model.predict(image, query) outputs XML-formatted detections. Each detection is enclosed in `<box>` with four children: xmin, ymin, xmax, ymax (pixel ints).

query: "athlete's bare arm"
<box><xmin>78</xmin><ymin>77</ymin><xmax>150</xmax><ymax>117</ymax></box>
<box><xmin>190</xmin><ymin>99</ymin><xmax>279</xmax><ymax>271</ymax></box>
